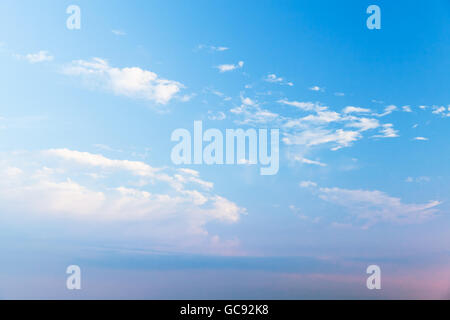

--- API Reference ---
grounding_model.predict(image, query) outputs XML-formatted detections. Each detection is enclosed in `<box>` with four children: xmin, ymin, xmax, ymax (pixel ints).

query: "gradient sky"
<box><xmin>0</xmin><ymin>0</ymin><xmax>449</xmax><ymax>299</ymax></box>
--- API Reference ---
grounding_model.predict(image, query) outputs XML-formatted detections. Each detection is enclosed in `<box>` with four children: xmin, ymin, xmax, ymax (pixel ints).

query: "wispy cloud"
<box><xmin>372</xmin><ymin>123</ymin><xmax>399</xmax><ymax>138</ymax></box>
<box><xmin>112</xmin><ymin>29</ymin><xmax>126</xmax><ymax>36</ymax></box>
<box><xmin>276</xmin><ymin>99</ymin><xmax>395</xmax><ymax>150</ymax></box>
<box><xmin>374</xmin><ymin>105</ymin><xmax>397</xmax><ymax>117</ymax></box>
<box><xmin>264</xmin><ymin>74</ymin><xmax>293</xmax><ymax>86</ymax></box>
<box><xmin>406</xmin><ymin>176</ymin><xmax>430</xmax><ymax>183</ymax></box>
<box><xmin>295</xmin><ymin>157</ymin><xmax>327</xmax><ymax>167</ymax></box>
<box><xmin>197</xmin><ymin>44</ymin><xmax>229</xmax><ymax>52</ymax></box>
<box><xmin>303</xmin><ymin>183</ymin><xmax>441</xmax><ymax>227</ymax></box>
<box><xmin>284</xmin><ymin>128</ymin><xmax>362</xmax><ymax>151</ymax></box>
<box><xmin>208</xmin><ymin>111</ymin><xmax>226</xmax><ymax>121</ymax></box>
<box><xmin>230</xmin><ymin>96</ymin><xmax>278</xmax><ymax>125</ymax></box>
<box><xmin>15</xmin><ymin>50</ymin><xmax>54</xmax><ymax>63</ymax></box>
<box><xmin>299</xmin><ymin>181</ymin><xmax>318</xmax><ymax>188</ymax></box>
<box><xmin>402</xmin><ymin>105</ymin><xmax>412</xmax><ymax>112</ymax></box>
<box><xmin>278</xmin><ymin>100</ymin><xmax>326</xmax><ymax>112</ymax></box>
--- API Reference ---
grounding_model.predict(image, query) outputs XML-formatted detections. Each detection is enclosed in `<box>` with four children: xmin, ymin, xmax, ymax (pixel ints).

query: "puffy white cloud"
<box><xmin>63</xmin><ymin>58</ymin><xmax>184</xmax><ymax>104</ymax></box>
<box><xmin>309</xmin><ymin>86</ymin><xmax>324</xmax><ymax>92</ymax></box>
<box><xmin>216</xmin><ymin>61</ymin><xmax>244</xmax><ymax>72</ymax></box>
<box><xmin>342</xmin><ymin>106</ymin><xmax>371</xmax><ymax>114</ymax></box>
<box><xmin>0</xmin><ymin>149</ymin><xmax>244</xmax><ymax>223</ymax></box>
<box><xmin>0</xmin><ymin>150</ymin><xmax>246</xmax><ymax>252</ymax></box>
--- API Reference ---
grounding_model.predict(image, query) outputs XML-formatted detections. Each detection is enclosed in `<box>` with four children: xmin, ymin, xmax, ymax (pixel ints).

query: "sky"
<box><xmin>0</xmin><ymin>0</ymin><xmax>449</xmax><ymax>299</ymax></box>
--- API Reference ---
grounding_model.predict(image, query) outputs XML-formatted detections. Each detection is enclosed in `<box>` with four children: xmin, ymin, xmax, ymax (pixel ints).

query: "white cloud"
<box><xmin>298</xmin><ymin>111</ymin><xmax>341</xmax><ymax>124</ymax></box>
<box><xmin>432</xmin><ymin>106</ymin><xmax>445</xmax><ymax>114</ymax></box>
<box><xmin>241</xmin><ymin>95</ymin><xmax>255</xmax><ymax>106</ymax></box>
<box><xmin>4</xmin><ymin>167</ymin><xmax>23</xmax><ymax>177</ymax></box>
<box><xmin>45</xmin><ymin>148</ymin><xmax>160</xmax><ymax>177</ymax></box>
<box><xmin>406</xmin><ymin>176</ymin><xmax>430</xmax><ymax>183</ymax></box>
<box><xmin>307</xmin><ymin>184</ymin><xmax>440</xmax><ymax>226</ymax></box>
<box><xmin>431</xmin><ymin>105</ymin><xmax>450</xmax><ymax>117</ymax></box>
<box><xmin>265</xmin><ymin>74</ymin><xmax>283</xmax><ymax>83</ymax></box>
<box><xmin>252</xmin><ymin>98</ymin><xmax>398</xmax><ymax>152</ymax></box>
<box><xmin>289</xmin><ymin>205</ymin><xmax>321</xmax><ymax>223</ymax></box>
<box><xmin>230</xmin><ymin>104</ymin><xmax>278</xmax><ymax>125</ymax></box>
<box><xmin>413</xmin><ymin>137</ymin><xmax>428</xmax><ymax>141</ymax></box>
<box><xmin>299</xmin><ymin>181</ymin><xmax>318</xmax><ymax>188</ymax></box>
<box><xmin>346</xmin><ymin>117</ymin><xmax>380</xmax><ymax>132</ymax></box>
<box><xmin>216</xmin><ymin>61</ymin><xmax>244</xmax><ymax>73</ymax></box>
<box><xmin>334</xmin><ymin>92</ymin><xmax>345</xmax><ymax>97</ymax></box>
<box><xmin>375</xmin><ymin>105</ymin><xmax>397</xmax><ymax>117</ymax></box>
<box><xmin>231</xmin><ymin>96</ymin><xmax>278</xmax><ymax>125</ymax></box>
<box><xmin>402</xmin><ymin>105</ymin><xmax>412</xmax><ymax>112</ymax></box>
<box><xmin>0</xmin><ymin>150</ymin><xmax>246</xmax><ymax>250</ymax></box>
<box><xmin>283</xmin><ymin>128</ymin><xmax>362</xmax><ymax>151</ymax></box>
<box><xmin>207</xmin><ymin>111</ymin><xmax>226</xmax><ymax>121</ymax></box>
<box><xmin>277</xmin><ymin>100</ymin><xmax>388</xmax><ymax>150</ymax></box>
<box><xmin>197</xmin><ymin>44</ymin><xmax>229</xmax><ymax>52</ymax></box>
<box><xmin>373</xmin><ymin>123</ymin><xmax>399</xmax><ymax>138</ymax></box>
<box><xmin>179</xmin><ymin>93</ymin><xmax>196</xmax><ymax>102</ymax></box>
<box><xmin>309</xmin><ymin>86</ymin><xmax>324</xmax><ymax>92</ymax></box>
<box><xmin>112</xmin><ymin>30</ymin><xmax>126</xmax><ymax>36</ymax></box>
<box><xmin>63</xmin><ymin>58</ymin><xmax>184</xmax><ymax>104</ymax></box>
<box><xmin>295</xmin><ymin>157</ymin><xmax>327</xmax><ymax>167</ymax></box>
<box><xmin>278</xmin><ymin>100</ymin><xmax>327</xmax><ymax>112</ymax></box>
<box><xmin>16</xmin><ymin>50</ymin><xmax>54</xmax><ymax>63</ymax></box>
<box><xmin>342</xmin><ymin>106</ymin><xmax>371</xmax><ymax>114</ymax></box>
<box><xmin>264</xmin><ymin>74</ymin><xmax>293</xmax><ymax>86</ymax></box>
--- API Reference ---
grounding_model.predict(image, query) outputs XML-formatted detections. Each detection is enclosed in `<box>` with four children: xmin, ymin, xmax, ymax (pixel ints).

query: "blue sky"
<box><xmin>0</xmin><ymin>0</ymin><xmax>449</xmax><ymax>299</ymax></box>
